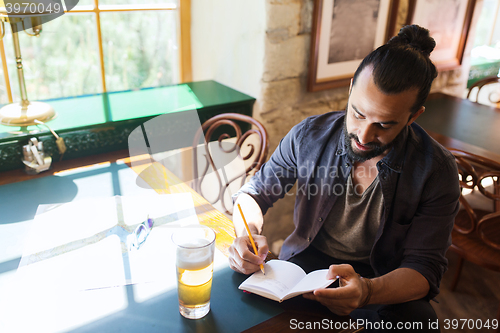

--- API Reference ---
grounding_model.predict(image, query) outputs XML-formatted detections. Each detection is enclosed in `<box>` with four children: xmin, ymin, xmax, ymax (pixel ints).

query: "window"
<box><xmin>473</xmin><ymin>0</ymin><xmax>500</xmax><ymax>48</ymax></box>
<box><xmin>467</xmin><ymin>0</ymin><xmax>500</xmax><ymax>99</ymax></box>
<box><xmin>469</xmin><ymin>0</ymin><xmax>500</xmax><ymax>75</ymax></box>
<box><xmin>0</xmin><ymin>0</ymin><xmax>191</xmax><ymax>105</ymax></box>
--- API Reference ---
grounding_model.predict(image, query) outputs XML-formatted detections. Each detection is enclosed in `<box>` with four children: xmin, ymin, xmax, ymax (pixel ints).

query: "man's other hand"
<box><xmin>303</xmin><ymin>264</ymin><xmax>368</xmax><ymax>316</ymax></box>
<box><xmin>228</xmin><ymin>235</ymin><xmax>269</xmax><ymax>274</ymax></box>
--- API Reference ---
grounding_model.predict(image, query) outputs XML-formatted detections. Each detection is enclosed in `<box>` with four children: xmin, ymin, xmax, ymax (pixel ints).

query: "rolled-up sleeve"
<box><xmin>399</xmin><ymin>156</ymin><xmax>460</xmax><ymax>299</ymax></box>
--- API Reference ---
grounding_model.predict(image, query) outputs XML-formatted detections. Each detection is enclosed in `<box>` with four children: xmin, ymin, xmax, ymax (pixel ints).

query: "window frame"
<box><xmin>0</xmin><ymin>0</ymin><xmax>192</xmax><ymax>104</ymax></box>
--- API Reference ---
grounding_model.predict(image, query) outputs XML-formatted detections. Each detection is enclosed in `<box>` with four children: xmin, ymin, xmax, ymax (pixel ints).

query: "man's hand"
<box><xmin>303</xmin><ymin>264</ymin><xmax>368</xmax><ymax>316</ymax></box>
<box><xmin>228</xmin><ymin>235</ymin><xmax>269</xmax><ymax>274</ymax></box>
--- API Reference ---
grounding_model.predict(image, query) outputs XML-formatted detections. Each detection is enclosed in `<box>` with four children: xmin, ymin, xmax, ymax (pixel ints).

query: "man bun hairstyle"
<box><xmin>352</xmin><ymin>25</ymin><xmax>438</xmax><ymax>114</ymax></box>
<box><xmin>393</xmin><ymin>24</ymin><xmax>436</xmax><ymax>57</ymax></box>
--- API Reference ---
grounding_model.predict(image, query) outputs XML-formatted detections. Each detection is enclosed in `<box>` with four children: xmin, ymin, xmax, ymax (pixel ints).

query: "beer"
<box><xmin>176</xmin><ymin>241</ymin><xmax>214</xmax><ymax>308</ymax></box>
<box><xmin>173</xmin><ymin>227</ymin><xmax>216</xmax><ymax>319</ymax></box>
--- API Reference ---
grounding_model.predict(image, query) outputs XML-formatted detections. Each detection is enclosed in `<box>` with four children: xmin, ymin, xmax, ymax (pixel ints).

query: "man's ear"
<box><xmin>407</xmin><ymin>106</ymin><xmax>425</xmax><ymax>126</ymax></box>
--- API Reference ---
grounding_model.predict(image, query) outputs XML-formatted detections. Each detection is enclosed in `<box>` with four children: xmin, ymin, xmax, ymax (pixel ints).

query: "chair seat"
<box><xmin>450</xmin><ymin>227</ymin><xmax>500</xmax><ymax>272</ymax></box>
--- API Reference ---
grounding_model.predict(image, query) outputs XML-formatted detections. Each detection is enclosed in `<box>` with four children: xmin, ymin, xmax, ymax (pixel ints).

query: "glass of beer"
<box><xmin>172</xmin><ymin>225</ymin><xmax>216</xmax><ymax>319</ymax></box>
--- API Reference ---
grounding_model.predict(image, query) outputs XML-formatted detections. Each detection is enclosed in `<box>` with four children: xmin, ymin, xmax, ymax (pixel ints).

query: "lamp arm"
<box><xmin>10</xmin><ymin>22</ymin><xmax>30</xmax><ymax>108</ymax></box>
<box><xmin>22</xmin><ymin>19</ymin><xmax>42</xmax><ymax>37</ymax></box>
<box><xmin>0</xmin><ymin>18</ymin><xmax>56</xmax><ymax>127</ymax></box>
<box><xmin>23</xmin><ymin>28</ymin><xmax>38</xmax><ymax>37</ymax></box>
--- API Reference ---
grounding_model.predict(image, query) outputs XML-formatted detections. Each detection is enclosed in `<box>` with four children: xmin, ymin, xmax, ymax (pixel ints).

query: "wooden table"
<box><xmin>418</xmin><ymin>92</ymin><xmax>500</xmax><ymax>162</ymax></box>
<box><xmin>0</xmin><ymin>151</ymin><xmax>359</xmax><ymax>333</ymax></box>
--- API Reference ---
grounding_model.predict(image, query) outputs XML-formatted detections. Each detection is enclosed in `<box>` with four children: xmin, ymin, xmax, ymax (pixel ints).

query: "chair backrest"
<box><xmin>467</xmin><ymin>76</ymin><xmax>500</xmax><ymax>105</ymax></box>
<box><xmin>449</xmin><ymin>148</ymin><xmax>500</xmax><ymax>250</ymax></box>
<box><xmin>192</xmin><ymin>113</ymin><xmax>269</xmax><ymax>216</ymax></box>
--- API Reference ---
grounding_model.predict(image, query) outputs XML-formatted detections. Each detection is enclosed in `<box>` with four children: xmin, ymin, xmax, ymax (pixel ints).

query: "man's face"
<box><xmin>344</xmin><ymin>67</ymin><xmax>424</xmax><ymax>162</ymax></box>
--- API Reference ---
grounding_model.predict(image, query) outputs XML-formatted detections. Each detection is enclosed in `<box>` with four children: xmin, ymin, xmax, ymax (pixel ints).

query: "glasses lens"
<box><xmin>145</xmin><ymin>217</ymin><xmax>154</xmax><ymax>229</ymax></box>
<box><xmin>136</xmin><ymin>224</ymin><xmax>148</xmax><ymax>245</ymax></box>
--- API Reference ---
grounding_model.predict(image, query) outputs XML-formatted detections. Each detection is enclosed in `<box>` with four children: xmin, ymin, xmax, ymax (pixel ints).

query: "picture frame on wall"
<box><xmin>396</xmin><ymin>0</ymin><xmax>476</xmax><ymax>71</ymax></box>
<box><xmin>307</xmin><ymin>0</ymin><xmax>395</xmax><ymax>92</ymax></box>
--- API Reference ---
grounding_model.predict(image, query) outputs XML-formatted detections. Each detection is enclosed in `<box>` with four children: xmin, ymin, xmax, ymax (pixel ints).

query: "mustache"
<box><xmin>347</xmin><ymin>133</ymin><xmax>380</xmax><ymax>149</ymax></box>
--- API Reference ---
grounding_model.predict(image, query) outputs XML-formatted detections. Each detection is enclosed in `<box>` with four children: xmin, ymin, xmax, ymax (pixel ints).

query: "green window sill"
<box><xmin>0</xmin><ymin>80</ymin><xmax>255</xmax><ymax>172</ymax></box>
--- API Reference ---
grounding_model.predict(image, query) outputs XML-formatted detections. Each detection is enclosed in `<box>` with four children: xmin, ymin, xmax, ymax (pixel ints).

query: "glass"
<box><xmin>473</xmin><ymin>0</ymin><xmax>497</xmax><ymax>47</ymax></box>
<box><xmin>171</xmin><ymin>225</ymin><xmax>216</xmax><ymax>319</ymax></box>
<box><xmin>3</xmin><ymin>13</ymin><xmax>100</xmax><ymax>101</ymax></box>
<box><xmin>100</xmin><ymin>10</ymin><xmax>179</xmax><ymax>92</ymax></box>
<box><xmin>75</xmin><ymin>0</ymin><xmax>94</xmax><ymax>6</ymax></box>
<box><xmin>99</xmin><ymin>0</ymin><xmax>178</xmax><ymax>5</ymax></box>
<box><xmin>0</xmin><ymin>70</ymin><xmax>8</xmax><ymax>105</ymax></box>
<box><xmin>491</xmin><ymin>8</ymin><xmax>500</xmax><ymax>46</ymax></box>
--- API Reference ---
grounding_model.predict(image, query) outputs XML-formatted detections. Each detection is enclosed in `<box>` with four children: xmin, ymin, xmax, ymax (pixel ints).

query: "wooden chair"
<box><xmin>448</xmin><ymin>148</ymin><xmax>500</xmax><ymax>325</ymax></box>
<box><xmin>467</xmin><ymin>76</ymin><xmax>500</xmax><ymax>105</ymax></box>
<box><xmin>191</xmin><ymin>113</ymin><xmax>268</xmax><ymax>216</ymax></box>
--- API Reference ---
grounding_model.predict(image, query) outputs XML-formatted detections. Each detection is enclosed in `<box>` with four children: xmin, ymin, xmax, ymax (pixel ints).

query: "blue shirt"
<box><xmin>234</xmin><ymin>111</ymin><xmax>460</xmax><ymax>299</ymax></box>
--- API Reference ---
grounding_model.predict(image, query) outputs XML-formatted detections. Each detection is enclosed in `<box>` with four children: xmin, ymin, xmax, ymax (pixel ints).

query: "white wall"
<box><xmin>191</xmin><ymin>0</ymin><xmax>266</xmax><ymax>99</ymax></box>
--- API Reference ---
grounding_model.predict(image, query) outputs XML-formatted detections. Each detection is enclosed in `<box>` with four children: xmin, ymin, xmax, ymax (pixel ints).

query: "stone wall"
<box><xmin>255</xmin><ymin>0</ymin><xmax>483</xmax><ymax>253</ymax></box>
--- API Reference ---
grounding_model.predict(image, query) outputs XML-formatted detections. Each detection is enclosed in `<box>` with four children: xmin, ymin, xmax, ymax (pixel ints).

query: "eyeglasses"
<box><xmin>128</xmin><ymin>215</ymin><xmax>154</xmax><ymax>251</ymax></box>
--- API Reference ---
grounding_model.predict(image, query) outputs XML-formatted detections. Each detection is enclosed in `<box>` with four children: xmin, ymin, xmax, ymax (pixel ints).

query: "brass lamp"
<box><xmin>0</xmin><ymin>1</ymin><xmax>56</xmax><ymax>126</ymax></box>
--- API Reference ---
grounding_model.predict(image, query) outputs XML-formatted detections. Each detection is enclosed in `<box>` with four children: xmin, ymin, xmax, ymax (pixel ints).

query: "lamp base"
<box><xmin>0</xmin><ymin>101</ymin><xmax>56</xmax><ymax>126</ymax></box>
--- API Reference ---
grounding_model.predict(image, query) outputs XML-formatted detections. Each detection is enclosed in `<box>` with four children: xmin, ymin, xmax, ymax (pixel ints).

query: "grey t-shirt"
<box><xmin>312</xmin><ymin>172</ymin><xmax>383</xmax><ymax>264</ymax></box>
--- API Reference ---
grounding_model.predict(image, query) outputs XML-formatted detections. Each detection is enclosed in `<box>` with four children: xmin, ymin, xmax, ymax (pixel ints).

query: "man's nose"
<box><xmin>357</xmin><ymin>124</ymin><xmax>376</xmax><ymax>145</ymax></box>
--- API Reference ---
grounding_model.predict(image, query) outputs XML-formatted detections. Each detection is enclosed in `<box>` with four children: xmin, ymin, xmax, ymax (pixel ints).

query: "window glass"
<box><xmin>3</xmin><ymin>13</ymin><xmax>100</xmax><ymax>101</ymax></box>
<box><xmin>0</xmin><ymin>72</ymin><xmax>8</xmax><ymax>105</ymax></box>
<box><xmin>98</xmin><ymin>0</ymin><xmax>178</xmax><ymax>5</ymax></box>
<box><xmin>74</xmin><ymin>0</ymin><xmax>94</xmax><ymax>6</ymax></box>
<box><xmin>0</xmin><ymin>38</ymin><xmax>8</xmax><ymax>105</ymax></box>
<box><xmin>474</xmin><ymin>0</ymin><xmax>498</xmax><ymax>47</ymax></box>
<box><xmin>490</xmin><ymin>10</ymin><xmax>500</xmax><ymax>46</ymax></box>
<box><xmin>100</xmin><ymin>10</ymin><xmax>179</xmax><ymax>92</ymax></box>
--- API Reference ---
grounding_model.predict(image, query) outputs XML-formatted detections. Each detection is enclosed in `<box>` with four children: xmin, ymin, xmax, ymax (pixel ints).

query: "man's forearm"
<box><xmin>367</xmin><ymin>268</ymin><xmax>430</xmax><ymax>305</ymax></box>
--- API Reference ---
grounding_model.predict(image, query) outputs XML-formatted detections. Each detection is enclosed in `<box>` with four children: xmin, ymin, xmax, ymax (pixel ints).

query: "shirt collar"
<box><xmin>336</xmin><ymin>125</ymin><xmax>348</xmax><ymax>157</ymax></box>
<box><xmin>379</xmin><ymin>125</ymin><xmax>408</xmax><ymax>173</ymax></box>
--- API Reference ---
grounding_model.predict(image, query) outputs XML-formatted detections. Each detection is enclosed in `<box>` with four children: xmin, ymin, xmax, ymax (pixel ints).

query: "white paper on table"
<box><xmin>15</xmin><ymin>193</ymin><xmax>201</xmax><ymax>292</ymax></box>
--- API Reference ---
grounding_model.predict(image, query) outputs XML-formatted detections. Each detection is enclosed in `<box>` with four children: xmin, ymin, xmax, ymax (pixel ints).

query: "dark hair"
<box><xmin>352</xmin><ymin>25</ymin><xmax>438</xmax><ymax>114</ymax></box>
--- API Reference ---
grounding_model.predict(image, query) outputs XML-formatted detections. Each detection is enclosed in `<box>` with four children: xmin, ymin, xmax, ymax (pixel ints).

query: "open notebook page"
<box><xmin>241</xmin><ymin>260</ymin><xmax>307</xmax><ymax>300</ymax></box>
<box><xmin>283</xmin><ymin>269</ymin><xmax>332</xmax><ymax>300</ymax></box>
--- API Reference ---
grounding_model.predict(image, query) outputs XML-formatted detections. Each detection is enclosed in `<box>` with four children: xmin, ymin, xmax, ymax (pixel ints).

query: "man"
<box><xmin>229</xmin><ymin>25</ymin><xmax>460</xmax><ymax>330</ymax></box>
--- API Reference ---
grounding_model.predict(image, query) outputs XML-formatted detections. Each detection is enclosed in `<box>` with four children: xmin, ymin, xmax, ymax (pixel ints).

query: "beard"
<box><xmin>343</xmin><ymin>118</ymin><xmax>394</xmax><ymax>163</ymax></box>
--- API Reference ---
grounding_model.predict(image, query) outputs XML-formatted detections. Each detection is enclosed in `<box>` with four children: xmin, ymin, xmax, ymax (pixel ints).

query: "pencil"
<box><xmin>237</xmin><ymin>204</ymin><xmax>265</xmax><ymax>275</ymax></box>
